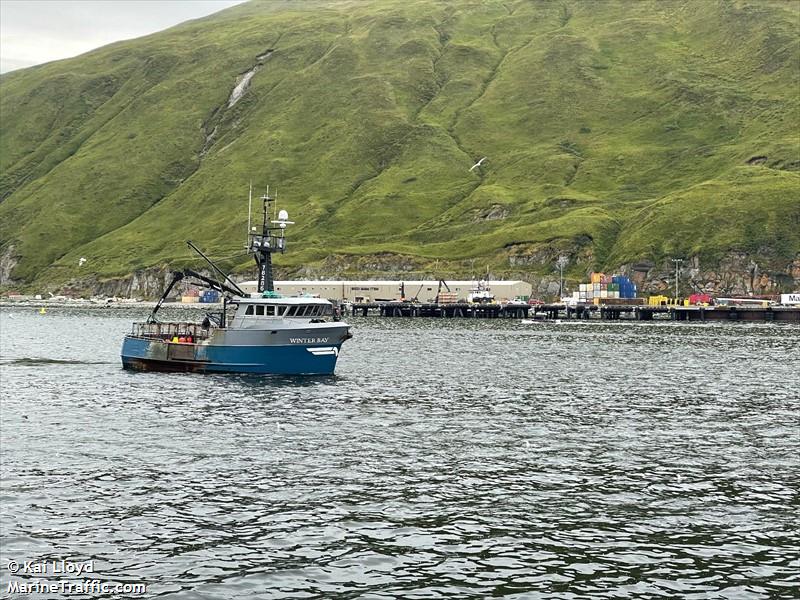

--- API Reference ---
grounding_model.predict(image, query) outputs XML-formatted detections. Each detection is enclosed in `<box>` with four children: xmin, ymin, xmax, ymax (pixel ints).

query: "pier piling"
<box><xmin>349</xmin><ymin>301</ymin><xmax>799</xmax><ymax>323</ymax></box>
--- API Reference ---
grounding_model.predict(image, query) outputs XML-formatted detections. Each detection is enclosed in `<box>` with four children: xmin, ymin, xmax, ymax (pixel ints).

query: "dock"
<box><xmin>350</xmin><ymin>301</ymin><xmax>532</xmax><ymax>319</ymax></box>
<box><xmin>670</xmin><ymin>305</ymin><xmax>800</xmax><ymax>322</ymax></box>
<box><xmin>350</xmin><ymin>301</ymin><xmax>800</xmax><ymax>322</ymax></box>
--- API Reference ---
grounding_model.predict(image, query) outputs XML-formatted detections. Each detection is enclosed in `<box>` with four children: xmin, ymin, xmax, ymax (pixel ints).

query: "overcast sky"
<box><xmin>0</xmin><ymin>0</ymin><xmax>247</xmax><ymax>74</ymax></box>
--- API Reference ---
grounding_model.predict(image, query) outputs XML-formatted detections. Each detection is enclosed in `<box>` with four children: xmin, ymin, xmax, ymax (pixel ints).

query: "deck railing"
<box><xmin>131</xmin><ymin>322</ymin><xmax>211</xmax><ymax>341</ymax></box>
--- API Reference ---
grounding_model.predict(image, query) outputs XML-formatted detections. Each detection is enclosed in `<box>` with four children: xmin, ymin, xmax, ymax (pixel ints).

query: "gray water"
<box><xmin>0</xmin><ymin>307</ymin><xmax>798</xmax><ymax>599</ymax></box>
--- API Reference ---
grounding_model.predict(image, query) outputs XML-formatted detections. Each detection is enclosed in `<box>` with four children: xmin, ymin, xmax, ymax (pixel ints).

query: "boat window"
<box><xmin>266</xmin><ymin>305</ymin><xmax>275</xmax><ymax>316</ymax></box>
<box><xmin>245</xmin><ymin>305</ymin><xmax>254</xmax><ymax>315</ymax></box>
<box><xmin>256</xmin><ymin>305</ymin><xmax>265</xmax><ymax>316</ymax></box>
<box><xmin>286</xmin><ymin>306</ymin><xmax>297</xmax><ymax>317</ymax></box>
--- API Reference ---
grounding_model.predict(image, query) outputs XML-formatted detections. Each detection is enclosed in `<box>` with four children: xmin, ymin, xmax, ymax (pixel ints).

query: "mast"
<box><xmin>246</xmin><ymin>181</ymin><xmax>252</xmax><ymax>249</ymax></box>
<box><xmin>248</xmin><ymin>187</ymin><xmax>293</xmax><ymax>293</ymax></box>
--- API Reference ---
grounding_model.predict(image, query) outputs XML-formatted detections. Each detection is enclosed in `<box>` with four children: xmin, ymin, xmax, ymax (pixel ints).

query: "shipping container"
<box><xmin>200</xmin><ymin>290</ymin><xmax>220</xmax><ymax>303</ymax></box>
<box><xmin>688</xmin><ymin>293</ymin><xmax>712</xmax><ymax>305</ymax></box>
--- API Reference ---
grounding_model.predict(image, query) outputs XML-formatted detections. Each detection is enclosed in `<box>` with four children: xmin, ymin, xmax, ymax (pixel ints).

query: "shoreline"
<box><xmin>0</xmin><ymin>300</ymin><xmax>219</xmax><ymax>310</ymax></box>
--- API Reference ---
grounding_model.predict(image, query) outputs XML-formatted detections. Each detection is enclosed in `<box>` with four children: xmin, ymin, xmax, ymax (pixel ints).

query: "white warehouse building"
<box><xmin>239</xmin><ymin>280</ymin><xmax>533</xmax><ymax>303</ymax></box>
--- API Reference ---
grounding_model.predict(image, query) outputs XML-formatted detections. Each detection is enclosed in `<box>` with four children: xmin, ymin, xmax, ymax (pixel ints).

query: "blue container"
<box><xmin>619</xmin><ymin>282</ymin><xmax>635</xmax><ymax>298</ymax></box>
<box><xmin>200</xmin><ymin>290</ymin><xmax>220</xmax><ymax>303</ymax></box>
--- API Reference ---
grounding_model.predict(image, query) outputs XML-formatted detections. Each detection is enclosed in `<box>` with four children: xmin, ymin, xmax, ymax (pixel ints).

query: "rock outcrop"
<box><xmin>619</xmin><ymin>252</ymin><xmax>800</xmax><ymax>297</ymax></box>
<box><xmin>0</xmin><ymin>246</ymin><xmax>18</xmax><ymax>286</ymax></box>
<box><xmin>7</xmin><ymin>249</ymin><xmax>798</xmax><ymax>300</ymax></box>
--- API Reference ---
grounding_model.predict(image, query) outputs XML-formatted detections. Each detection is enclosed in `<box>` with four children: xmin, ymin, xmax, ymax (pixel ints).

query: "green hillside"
<box><xmin>1</xmin><ymin>0</ymin><xmax>798</xmax><ymax>292</ymax></box>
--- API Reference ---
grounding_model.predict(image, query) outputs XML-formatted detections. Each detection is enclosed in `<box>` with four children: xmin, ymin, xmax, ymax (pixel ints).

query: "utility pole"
<box><xmin>556</xmin><ymin>255</ymin><xmax>569</xmax><ymax>299</ymax></box>
<box><xmin>672</xmin><ymin>258</ymin><xmax>683</xmax><ymax>301</ymax></box>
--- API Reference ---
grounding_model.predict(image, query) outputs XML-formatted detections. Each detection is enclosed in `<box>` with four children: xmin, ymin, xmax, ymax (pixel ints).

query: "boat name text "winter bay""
<box><xmin>289</xmin><ymin>338</ymin><xmax>329</xmax><ymax>344</ymax></box>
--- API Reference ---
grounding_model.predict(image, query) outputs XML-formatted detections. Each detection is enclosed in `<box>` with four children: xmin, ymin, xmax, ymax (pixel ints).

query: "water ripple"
<box><xmin>1</xmin><ymin>309</ymin><xmax>798</xmax><ymax>598</ymax></box>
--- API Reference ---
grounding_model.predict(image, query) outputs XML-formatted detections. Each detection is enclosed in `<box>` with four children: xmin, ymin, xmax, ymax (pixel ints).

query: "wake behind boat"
<box><xmin>120</xmin><ymin>190</ymin><xmax>351</xmax><ymax>375</ymax></box>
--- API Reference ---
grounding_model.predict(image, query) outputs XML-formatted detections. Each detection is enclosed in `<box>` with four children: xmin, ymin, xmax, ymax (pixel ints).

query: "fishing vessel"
<box><xmin>467</xmin><ymin>280</ymin><xmax>495</xmax><ymax>304</ymax></box>
<box><xmin>120</xmin><ymin>190</ymin><xmax>351</xmax><ymax>375</ymax></box>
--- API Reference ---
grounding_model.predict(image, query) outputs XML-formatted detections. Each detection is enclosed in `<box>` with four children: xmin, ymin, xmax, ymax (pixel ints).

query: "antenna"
<box><xmin>247</xmin><ymin>181</ymin><xmax>252</xmax><ymax>249</ymax></box>
<box><xmin>248</xmin><ymin>185</ymin><xmax>293</xmax><ymax>293</ymax></box>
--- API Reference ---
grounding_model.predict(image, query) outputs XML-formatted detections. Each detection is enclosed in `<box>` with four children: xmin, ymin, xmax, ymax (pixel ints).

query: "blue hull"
<box><xmin>121</xmin><ymin>336</ymin><xmax>342</xmax><ymax>375</ymax></box>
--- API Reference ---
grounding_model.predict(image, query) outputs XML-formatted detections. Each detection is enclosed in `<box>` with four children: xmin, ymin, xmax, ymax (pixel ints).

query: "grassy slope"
<box><xmin>0</xmin><ymin>0</ymin><xmax>798</xmax><ymax>287</ymax></box>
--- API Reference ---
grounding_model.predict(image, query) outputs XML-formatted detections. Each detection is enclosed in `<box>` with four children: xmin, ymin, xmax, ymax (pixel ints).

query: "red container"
<box><xmin>689</xmin><ymin>293</ymin><xmax>713</xmax><ymax>305</ymax></box>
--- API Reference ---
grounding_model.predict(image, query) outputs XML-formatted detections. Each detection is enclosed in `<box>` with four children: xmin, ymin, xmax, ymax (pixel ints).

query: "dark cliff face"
<box><xmin>29</xmin><ymin>250</ymin><xmax>799</xmax><ymax>301</ymax></box>
<box><xmin>1</xmin><ymin>0</ymin><xmax>798</xmax><ymax>291</ymax></box>
<box><xmin>620</xmin><ymin>254</ymin><xmax>800</xmax><ymax>297</ymax></box>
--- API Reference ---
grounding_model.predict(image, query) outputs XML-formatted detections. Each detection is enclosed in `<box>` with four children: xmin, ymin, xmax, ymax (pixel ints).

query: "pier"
<box><xmin>670</xmin><ymin>305</ymin><xmax>800</xmax><ymax>322</ymax></box>
<box><xmin>351</xmin><ymin>301</ymin><xmax>532</xmax><ymax>319</ymax></box>
<box><xmin>350</xmin><ymin>301</ymin><xmax>800</xmax><ymax>322</ymax></box>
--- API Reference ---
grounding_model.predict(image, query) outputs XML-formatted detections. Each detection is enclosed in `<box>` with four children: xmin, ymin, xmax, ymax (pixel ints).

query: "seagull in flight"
<box><xmin>469</xmin><ymin>157</ymin><xmax>487</xmax><ymax>172</ymax></box>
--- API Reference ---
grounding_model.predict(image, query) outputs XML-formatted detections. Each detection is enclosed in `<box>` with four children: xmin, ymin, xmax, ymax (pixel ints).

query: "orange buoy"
<box><xmin>179</xmin><ymin>336</ymin><xmax>186</xmax><ymax>343</ymax></box>
<box><xmin>186</xmin><ymin>336</ymin><xmax>193</xmax><ymax>343</ymax></box>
